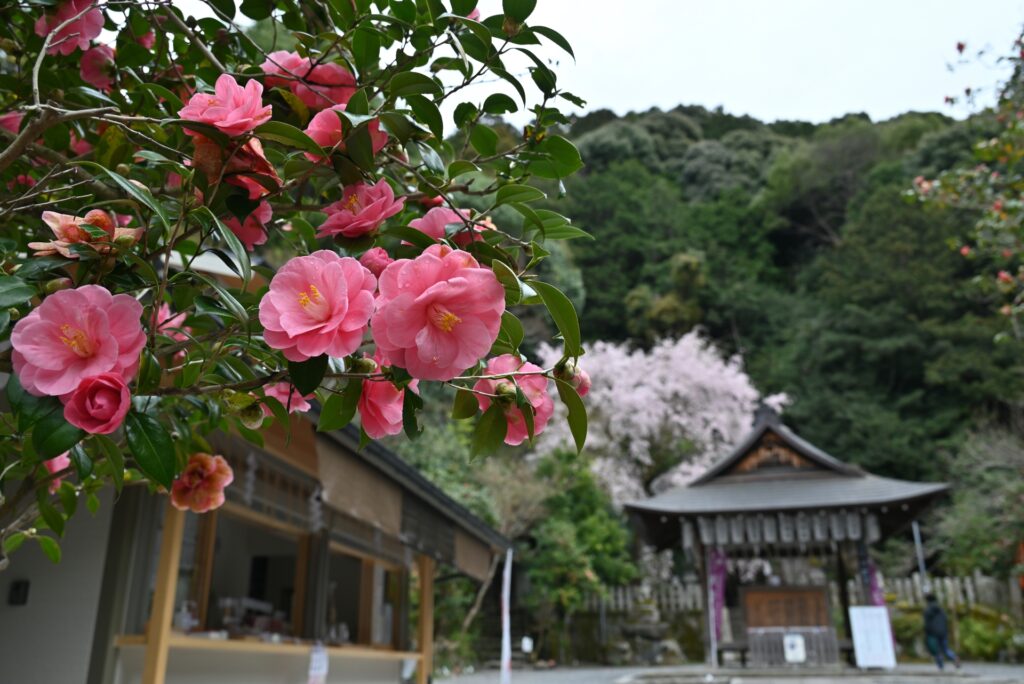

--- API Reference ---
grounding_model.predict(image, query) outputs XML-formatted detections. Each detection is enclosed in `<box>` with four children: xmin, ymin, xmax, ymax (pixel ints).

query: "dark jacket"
<box><xmin>923</xmin><ymin>602</ymin><xmax>948</xmax><ymax>638</ymax></box>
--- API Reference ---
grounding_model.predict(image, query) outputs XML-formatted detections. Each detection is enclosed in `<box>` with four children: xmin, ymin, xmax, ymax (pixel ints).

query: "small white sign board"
<box><xmin>849</xmin><ymin>606</ymin><xmax>897</xmax><ymax>669</ymax></box>
<box><xmin>308</xmin><ymin>644</ymin><xmax>328</xmax><ymax>684</ymax></box>
<box><xmin>783</xmin><ymin>633</ymin><xmax>806</xmax><ymax>663</ymax></box>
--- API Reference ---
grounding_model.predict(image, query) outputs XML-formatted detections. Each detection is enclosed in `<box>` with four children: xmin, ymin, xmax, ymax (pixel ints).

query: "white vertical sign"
<box><xmin>849</xmin><ymin>606</ymin><xmax>897</xmax><ymax>669</ymax></box>
<box><xmin>499</xmin><ymin>548</ymin><xmax>513</xmax><ymax>684</ymax></box>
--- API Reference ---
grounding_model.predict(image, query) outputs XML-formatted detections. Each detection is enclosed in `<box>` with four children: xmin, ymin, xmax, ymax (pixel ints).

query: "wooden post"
<box><xmin>417</xmin><ymin>555</ymin><xmax>436</xmax><ymax>684</ymax></box>
<box><xmin>142</xmin><ymin>502</ymin><xmax>187</xmax><ymax>684</ymax></box>
<box><xmin>358</xmin><ymin>557</ymin><xmax>375</xmax><ymax>644</ymax></box>
<box><xmin>190</xmin><ymin>509</ymin><xmax>218</xmax><ymax>629</ymax></box>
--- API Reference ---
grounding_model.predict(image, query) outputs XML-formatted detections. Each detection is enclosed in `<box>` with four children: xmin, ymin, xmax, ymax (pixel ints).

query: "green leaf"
<box><xmin>318</xmin><ymin>380</ymin><xmax>363</xmax><ymax>432</ymax></box>
<box><xmin>453</xmin><ymin>102</ymin><xmax>478</xmax><ymax>128</ymax></box>
<box><xmin>530</xmin><ymin>280</ymin><xmax>582</xmax><ymax>357</ymax></box>
<box><xmin>452</xmin><ymin>388</ymin><xmax>479</xmax><ymax>419</ymax></box>
<box><xmin>38</xmin><ymin>498</ymin><xmax>65</xmax><ymax>537</ymax></box>
<box><xmin>500</xmin><ymin>311</ymin><xmax>525</xmax><ymax>350</ymax></box>
<box><xmin>93</xmin><ymin>434</ymin><xmax>125</xmax><ymax>494</ymax></box>
<box><xmin>483</xmin><ymin>93</ymin><xmax>518</xmax><ymax>115</ymax></box>
<box><xmin>491</xmin><ymin>259</ymin><xmax>521</xmax><ymax>306</ymax></box>
<box><xmin>448</xmin><ymin>160</ymin><xmax>480</xmax><ymax>178</ymax></box>
<box><xmin>240</xmin><ymin>0</ymin><xmax>273</xmax><ymax>19</ymax></box>
<box><xmin>255</xmin><ymin>121</ymin><xmax>324</xmax><ymax>156</ymax></box>
<box><xmin>35</xmin><ymin>535</ymin><xmax>61</xmax><ymax>563</ymax></box>
<box><xmin>503</xmin><ymin>0</ymin><xmax>536</xmax><ymax>22</ymax></box>
<box><xmin>402</xmin><ymin>387</ymin><xmax>424</xmax><ymax>439</ymax></box>
<box><xmin>85</xmin><ymin>492</ymin><xmax>100</xmax><ymax>515</ymax></box>
<box><xmin>0</xmin><ymin>276</ymin><xmax>35</xmax><ymax>308</ymax></box>
<box><xmin>353</xmin><ymin>26</ymin><xmax>381</xmax><ymax>73</ymax></box>
<box><xmin>7</xmin><ymin>373</ymin><xmax>59</xmax><ymax>432</ymax></box>
<box><xmin>69</xmin><ymin>444</ymin><xmax>93</xmax><ymax>479</ymax></box>
<box><xmin>532</xmin><ymin>25</ymin><xmax>574</xmax><ymax>58</ymax></box>
<box><xmin>470</xmin><ymin>124</ymin><xmax>498</xmax><ymax>156</ymax></box>
<box><xmin>57</xmin><ymin>482</ymin><xmax>77</xmax><ymax>518</ymax></box>
<box><xmin>384</xmin><ymin>225</ymin><xmax>437</xmax><ymax>249</ymax></box>
<box><xmin>555</xmin><ymin>378</ymin><xmax>587</xmax><ymax>453</ymax></box>
<box><xmin>193</xmin><ymin>206</ymin><xmax>252</xmax><ymax>287</ymax></box>
<box><xmin>124</xmin><ymin>412</ymin><xmax>177</xmax><ymax>490</ymax></box>
<box><xmin>187</xmin><ymin>272</ymin><xmax>248</xmax><ymax>324</ymax></box>
<box><xmin>492</xmin><ymin>67</ymin><xmax>526</xmax><ymax>102</ymax></box>
<box><xmin>531</xmin><ymin>135</ymin><xmax>584</xmax><ymax>179</ymax></box>
<box><xmin>3</xmin><ymin>532</ymin><xmax>26</xmax><ymax>554</ymax></box>
<box><xmin>289</xmin><ymin>355</ymin><xmax>328</xmax><ymax>395</ymax></box>
<box><xmin>32</xmin><ymin>408</ymin><xmax>86</xmax><ymax>459</ymax></box>
<box><xmin>77</xmin><ymin>162</ymin><xmax>171</xmax><ymax>231</ymax></box>
<box><xmin>406</xmin><ymin>95</ymin><xmax>443</xmax><ymax>140</ymax></box>
<box><xmin>209</xmin><ymin>0</ymin><xmax>235</xmax><ymax>19</ymax></box>
<box><xmin>472</xmin><ymin>403</ymin><xmax>508</xmax><ymax>455</ymax></box>
<box><xmin>388</xmin><ymin>71</ymin><xmax>443</xmax><ymax>98</ymax></box>
<box><xmin>495</xmin><ymin>183</ymin><xmax>545</xmax><ymax>206</ymax></box>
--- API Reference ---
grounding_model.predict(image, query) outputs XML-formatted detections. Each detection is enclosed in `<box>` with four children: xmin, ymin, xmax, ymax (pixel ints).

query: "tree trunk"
<box><xmin>460</xmin><ymin>554</ymin><xmax>501</xmax><ymax>633</ymax></box>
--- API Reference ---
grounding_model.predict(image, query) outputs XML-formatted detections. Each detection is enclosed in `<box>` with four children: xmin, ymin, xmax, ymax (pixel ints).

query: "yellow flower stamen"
<box><xmin>429</xmin><ymin>306</ymin><xmax>461</xmax><ymax>332</ymax></box>
<box><xmin>59</xmin><ymin>324</ymin><xmax>93</xmax><ymax>357</ymax></box>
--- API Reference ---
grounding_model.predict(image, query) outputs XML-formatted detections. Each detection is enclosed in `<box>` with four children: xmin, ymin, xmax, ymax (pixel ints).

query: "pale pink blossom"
<box><xmin>359</xmin><ymin>247</ymin><xmax>394</xmax><ymax>277</ymax></box>
<box><xmin>410</xmin><ymin>207</ymin><xmax>468</xmax><ymax>241</ymax></box>
<box><xmin>291</xmin><ymin>62</ymin><xmax>356</xmax><ymax>110</ymax></box>
<box><xmin>371</xmin><ymin>244</ymin><xmax>505</xmax><ymax>381</ymax></box>
<box><xmin>170</xmin><ymin>453</ymin><xmax>234</xmax><ymax>513</ymax></box>
<box><xmin>0</xmin><ymin>112</ymin><xmax>23</xmax><ymax>134</ymax></box>
<box><xmin>44</xmin><ymin>453</ymin><xmax>71</xmax><ymax>494</ymax></box>
<box><xmin>34</xmin><ymin>0</ymin><xmax>104</xmax><ymax>56</ymax></box>
<box><xmin>62</xmin><ymin>372</ymin><xmax>130</xmax><ymax>434</ymax></box>
<box><xmin>80</xmin><ymin>45</ymin><xmax>115</xmax><ymax>91</ymax></box>
<box><xmin>259</xmin><ymin>250</ymin><xmax>376</xmax><ymax>362</ymax></box>
<box><xmin>223</xmin><ymin>200</ymin><xmax>272</xmax><ymax>251</ymax></box>
<box><xmin>304</xmin><ymin>105</ymin><xmax>388</xmax><ymax>162</ymax></box>
<box><xmin>467</xmin><ymin>8</ymin><xmax>481</xmax><ymax>20</ymax></box>
<box><xmin>262</xmin><ymin>382</ymin><xmax>312</xmax><ymax>416</ymax></box>
<box><xmin>11</xmin><ymin>285</ymin><xmax>145</xmax><ymax>397</ymax></box>
<box><xmin>153</xmin><ymin>303</ymin><xmax>190</xmax><ymax>344</ymax></box>
<box><xmin>178</xmin><ymin>74</ymin><xmax>272</xmax><ymax>137</ymax></box>
<box><xmin>473</xmin><ymin>354</ymin><xmax>554</xmax><ymax>446</ymax></box>
<box><xmin>318</xmin><ymin>180</ymin><xmax>405</xmax><ymax>239</ymax></box>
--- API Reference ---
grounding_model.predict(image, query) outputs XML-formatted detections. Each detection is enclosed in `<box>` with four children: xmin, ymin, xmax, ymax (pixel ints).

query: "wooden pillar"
<box><xmin>358</xmin><ymin>557</ymin><xmax>375</xmax><ymax>644</ymax></box>
<box><xmin>835</xmin><ymin>542</ymin><xmax>854</xmax><ymax>665</ymax></box>
<box><xmin>142</xmin><ymin>502</ymin><xmax>186</xmax><ymax>684</ymax></box>
<box><xmin>416</xmin><ymin>555</ymin><xmax>436</xmax><ymax>684</ymax></box>
<box><xmin>190</xmin><ymin>510</ymin><xmax>218</xmax><ymax>629</ymax></box>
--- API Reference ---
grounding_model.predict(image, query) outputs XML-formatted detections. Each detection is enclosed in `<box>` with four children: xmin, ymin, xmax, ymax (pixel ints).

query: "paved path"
<box><xmin>443</xmin><ymin>663</ymin><xmax>1024</xmax><ymax>684</ymax></box>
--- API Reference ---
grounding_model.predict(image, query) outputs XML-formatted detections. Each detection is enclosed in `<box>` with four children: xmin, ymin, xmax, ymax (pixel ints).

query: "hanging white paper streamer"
<box><xmin>500</xmin><ymin>547</ymin><xmax>513</xmax><ymax>684</ymax></box>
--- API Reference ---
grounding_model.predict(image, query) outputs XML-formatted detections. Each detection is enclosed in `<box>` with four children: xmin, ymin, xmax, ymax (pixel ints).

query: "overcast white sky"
<box><xmin>177</xmin><ymin>0</ymin><xmax>1024</xmax><ymax>124</ymax></box>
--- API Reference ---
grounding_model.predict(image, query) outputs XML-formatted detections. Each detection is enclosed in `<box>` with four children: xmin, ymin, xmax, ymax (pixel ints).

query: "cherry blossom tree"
<box><xmin>0</xmin><ymin>0</ymin><xmax>589</xmax><ymax>568</ymax></box>
<box><xmin>538</xmin><ymin>332</ymin><xmax>786</xmax><ymax>506</ymax></box>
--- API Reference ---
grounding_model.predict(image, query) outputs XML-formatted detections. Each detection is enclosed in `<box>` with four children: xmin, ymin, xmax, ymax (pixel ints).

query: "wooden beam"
<box><xmin>416</xmin><ymin>555</ymin><xmax>435</xmax><ymax>684</ymax></box>
<box><xmin>142</xmin><ymin>502</ymin><xmax>187</xmax><ymax>684</ymax></box>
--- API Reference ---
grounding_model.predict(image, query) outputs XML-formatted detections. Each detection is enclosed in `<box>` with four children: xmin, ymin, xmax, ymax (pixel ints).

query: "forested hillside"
<box><xmin>556</xmin><ymin>104</ymin><xmax>1024</xmax><ymax>482</ymax></box>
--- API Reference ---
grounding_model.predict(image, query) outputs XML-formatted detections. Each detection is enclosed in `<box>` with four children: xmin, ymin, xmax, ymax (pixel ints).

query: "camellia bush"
<box><xmin>0</xmin><ymin>0</ymin><xmax>591</xmax><ymax>568</ymax></box>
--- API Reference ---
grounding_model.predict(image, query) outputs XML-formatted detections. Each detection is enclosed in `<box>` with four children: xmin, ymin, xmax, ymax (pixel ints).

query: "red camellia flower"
<box><xmin>34</xmin><ymin>0</ymin><xmax>104</xmax><ymax>56</ymax></box>
<box><xmin>80</xmin><ymin>45</ymin><xmax>115</xmax><ymax>91</ymax></box>
<box><xmin>318</xmin><ymin>180</ymin><xmax>405</xmax><ymax>239</ymax></box>
<box><xmin>178</xmin><ymin>74</ymin><xmax>272</xmax><ymax>137</ymax></box>
<box><xmin>170</xmin><ymin>453</ymin><xmax>234</xmax><ymax>513</ymax></box>
<box><xmin>473</xmin><ymin>354</ymin><xmax>554</xmax><ymax>446</ymax></box>
<box><xmin>62</xmin><ymin>372</ymin><xmax>131</xmax><ymax>434</ymax></box>
<box><xmin>371</xmin><ymin>244</ymin><xmax>505</xmax><ymax>381</ymax></box>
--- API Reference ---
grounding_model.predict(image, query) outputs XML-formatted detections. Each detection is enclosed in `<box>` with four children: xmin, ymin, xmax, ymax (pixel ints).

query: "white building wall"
<box><xmin>0</xmin><ymin>490</ymin><xmax>114</xmax><ymax>684</ymax></box>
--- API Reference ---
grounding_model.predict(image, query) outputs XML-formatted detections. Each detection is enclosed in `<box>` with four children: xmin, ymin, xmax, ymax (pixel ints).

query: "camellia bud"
<box><xmin>222</xmin><ymin>388</ymin><xmax>257</xmax><ymax>414</ymax></box>
<box><xmin>115</xmin><ymin>163</ymin><xmax>131</xmax><ymax>176</ymax></box>
<box><xmin>494</xmin><ymin>381</ymin><xmax>518</xmax><ymax>405</ymax></box>
<box><xmin>44</xmin><ymin>277</ymin><xmax>72</xmax><ymax>293</ymax></box>
<box><xmin>238</xmin><ymin>403</ymin><xmax>265</xmax><ymax>430</ymax></box>
<box><xmin>502</xmin><ymin>16</ymin><xmax>522</xmax><ymax>37</ymax></box>
<box><xmin>7</xmin><ymin>308</ymin><xmax>20</xmax><ymax>321</ymax></box>
<box><xmin>350</xmin><ymin>356</ymin><xmax>379</xmax><ymax>374</ymax></box>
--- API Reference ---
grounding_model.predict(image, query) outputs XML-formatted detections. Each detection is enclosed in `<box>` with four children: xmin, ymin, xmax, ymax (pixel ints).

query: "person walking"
<box><xmin>923</xmin><ymin>593</ymin><xmax>960</xmax><ymax>670</ymax></box>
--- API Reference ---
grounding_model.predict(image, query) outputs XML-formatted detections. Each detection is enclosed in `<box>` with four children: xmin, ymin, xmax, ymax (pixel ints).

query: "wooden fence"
<box><xmin>584</xmin><ymin>571</ymin><xmax>1022</xmax><ymax>618</ymax></box>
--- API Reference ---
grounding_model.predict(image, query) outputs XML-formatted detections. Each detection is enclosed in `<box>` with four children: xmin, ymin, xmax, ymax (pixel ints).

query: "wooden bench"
<box><xmin>717</xmin><ymin>640</ymin><xmax>748</xmax><ymax>667</ymax></box>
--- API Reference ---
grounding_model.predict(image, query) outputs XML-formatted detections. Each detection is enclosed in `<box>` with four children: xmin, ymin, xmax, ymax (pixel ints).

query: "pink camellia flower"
<box><xmin>410</xmin><ymin>207</ymin><xmax>468</xmax><ymax>241</ymax></box>
<box><xmin>0</xmin><ymin>111</ymin><xmax>23</xmax><ymax>134</ymax></box>
<box><xmin>291</xmin><ymin>62</ymin><xmax>357</xmax><ymax>110</ymax></box>
<box><xmin>959</xmin><ymin>245</ymin><xmax>972</xmax><ymax>257</ymax></box>
<box><xmin>562</xmin><ymin>362</ymin><xmax>591</xmax><ymax>397</ymax></box>
<box><xmin>418</xmin><ymin>194</ymin><xmax>444</xmax><ymax>208</ymax></box>
<box><xmin>62</xmin><ymin>372</ymin><xmax>131</xmax><ymax>435</ymax></box>
<box><xmin>224</xmin><ymin>200</ymin><xmax>272</xmax><ymax>251</ymax></box>
<box><xmin>44</xmin><ymin>453</ymin><xmax>71</xmax><ymax>494</ymax></box>
<box><xmin>170</xmin><ymin>453</ymin><xmax>234</xmax><ymax>513</ymax></box>
<box><xmin>80</xmin><ymin>45</ymin><xmax>115</xmax><ymax>91</ymax></box>
<box><xmin>998</xmin><ymin>270</ymin><xmax>1014</xmax><ymax>284</ymax></box>
<box><xmin>467</xmin><ymin>8</ymin><xmax>481</xmax><ymax>20</ymax></box>
<box><xmin>11</xmin><ymin>285</ymin><xmax>145</xmax><ymax>397</ymax></box>
<box><xmin>371</xmin><ymin>244</ymin><xmax>505</xmax><ymax>381</ymax></box>
<box><xmin>192</xmin><ymin>135</ymin><xmax>281</xmax><ymax>200</ymax></box>
<box><xmin>136</xmin><ymin>30</ymin><xmax>155</xmax><ymax>49</ymax></box>
<box><xmin>359</xmin><ymin>247</ymin><xmax>394</xmax><ymax>277</ymax></box>
<box><xmin>359</xmin><ymin>354</ymin><xmax>419</xmax><ymax>439</ymax></box>
<box><xmin>7</xmin><ymin>174</ymin><xmax>35</xmax><ymax>191</ymax></box>
<box><xmin>70</xmin><ymin>131</ymin><xmax>92</xmax><ymax>156</ymax></box>
<box><xmin>178</xmin><ymin>74</ymin><xmax>272</xmax><ymax>137</ymax></box>
<box><xmin>262</xmin><ymin>382</ymin><xmax>313</xmax><ymax>416</ymax></box>
<box><xmin>29</xmin><ymin>209</ymin><xmax>142</xmax><ymax>258</ymax></box>
<box><xmin>34</xmin><ymin>0</ymin><xmax>104</xmax><ymax>56</ymax></box>
<box><xmin>259</xmin><ymin>250</ymin><xmax>376</xmax><ymax>362</ymax></box>
<box><xmin>318</xmin><ymin>180</ymin><xmax>405</xmax><ymax>239</ymax></box>
<box><xmin>304</xmin><ymin>105</ymin><xmax>388</xmax><ymax>162</ymax></box>
<box><xmin>153</xmin><ymin>302</ymin><xmax>189</xmax><ymax>344</ymax></box>
<box><xmin>260</xmin><ymin>50</ymin><xmax>310</xmax><ymax>89</ymax></box>
<box><xmin>473</xmin><ymin>354</ymin><xmax>554</xmax><ymax>446</ymax></box>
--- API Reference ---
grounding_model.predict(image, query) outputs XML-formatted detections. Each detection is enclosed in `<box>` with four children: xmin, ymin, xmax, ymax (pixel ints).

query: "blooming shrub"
<box><xmin>0</xmin><ymin>0</ymin><xmax>588</xmax><ymax>567</ymax></box>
